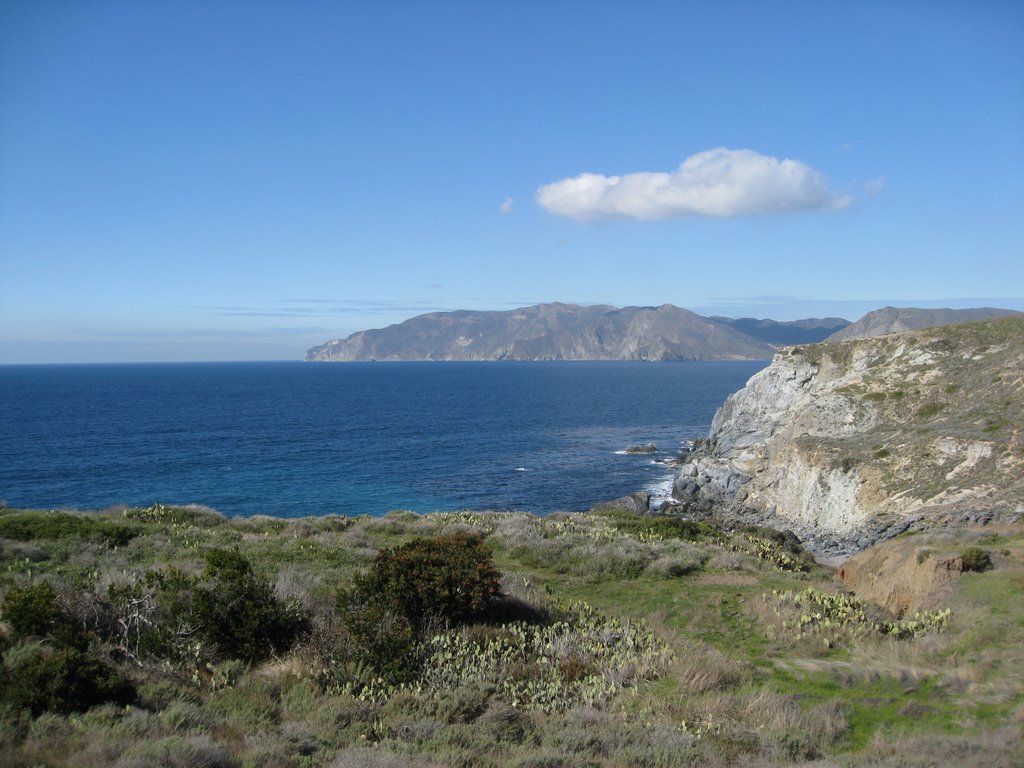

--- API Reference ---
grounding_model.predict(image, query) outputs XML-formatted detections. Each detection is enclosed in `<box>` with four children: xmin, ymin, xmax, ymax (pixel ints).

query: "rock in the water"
<box><xmin>623</xmin><ymin>443</ymin><xmax>658</xmax><ymax>454</ymax></box>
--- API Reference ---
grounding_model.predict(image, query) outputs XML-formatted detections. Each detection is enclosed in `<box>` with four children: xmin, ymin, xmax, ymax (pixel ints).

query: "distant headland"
<box><xmin>305</xmin><ymin>302</ymin><xmax>1019</xmax><ymax>362</ymax></box>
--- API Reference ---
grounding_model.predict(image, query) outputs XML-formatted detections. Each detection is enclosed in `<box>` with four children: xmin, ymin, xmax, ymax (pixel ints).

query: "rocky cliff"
<box><xmin>672</xmin><ymin>315</ymin><xmax>1024</xmax><ymax>554</ymax></box>
<box><xmin>305</xmin><ymin>303</ymin><xmax>846</xmax><ymax>362</ymax></box>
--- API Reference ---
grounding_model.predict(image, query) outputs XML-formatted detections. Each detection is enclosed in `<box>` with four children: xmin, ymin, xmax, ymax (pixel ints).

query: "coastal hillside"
<box><xmin>673</xmin><ymin>315</ymin><xmax>1024</xmax><ymax>554</ymax></box>
<box><xmin>305</xmin><ymin>303</ymin><xmax>847</xmax><ymax>362</ymax></box>
<box><xmin>1</xmin><ymin>503</ymin><xmax>1021</xmax><ymax>766</ymax></box>
<box><xmin>825</xmin><ymin>306</ymin><xmax>1019</xmax><ymax>342</ymax></box>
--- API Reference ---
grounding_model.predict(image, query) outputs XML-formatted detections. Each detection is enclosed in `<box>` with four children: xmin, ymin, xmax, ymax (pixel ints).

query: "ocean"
<box><xmin>0</xmin><ymin>360</ymin><xmax>766</xmax><ymax>518</ymax></box>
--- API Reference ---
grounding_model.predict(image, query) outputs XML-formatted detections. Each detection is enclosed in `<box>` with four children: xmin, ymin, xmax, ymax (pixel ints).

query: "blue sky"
<box><xmin>1</xmin><ymin>0</ymin><xmax>1022</xmax><ymax>363</ymax></box>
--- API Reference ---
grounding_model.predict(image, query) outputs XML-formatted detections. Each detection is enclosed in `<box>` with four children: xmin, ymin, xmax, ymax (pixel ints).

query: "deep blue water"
<box><xmin>0</xmin><ymin>361</ymin><xmax>766</xmax><ymax>517</ymax></box>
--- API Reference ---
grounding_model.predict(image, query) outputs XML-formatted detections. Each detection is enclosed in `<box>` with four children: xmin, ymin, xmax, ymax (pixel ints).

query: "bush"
<box><xmin>594</xmin><ymin>508</ymin><xmax>723</xmax><ymax>543</ymax></box>
<box><xmin>190</xmin><ymin>548</ymin><xmax>307</xmax><ymax>662</ymax></box>
<box><xmin>1</xmin><ymin>645</ymin><xmax>134</xmax><ymax>715</ymax></box>
<box><xmin>916</xmin><ymin>401</ymin><xmax>944</xmax><ymax>418</ymax></box>
<box><xmin>337</xmin><ymin>599</ymin><xmax>418</xmax><ymax>683</ymax></box>
<box><xmin>139</xmin><ymin>549</ymin><xmax>306</xmax><ymax>664</ymax></box>
<box><xmin>2</xmin><ymin>581</ymin><xmax>59</xmax><ymax>639</ymax></box>
<box><xmin>337</xmin><ymin>533</ymin><xmax>501</xmax><ymax>683</ymax></box>
<box><xmin>0</xmin><ymin>511</ymin><xmax>136</xmax><ymax>546</ymax></box>
<box><xmin>742</xmin><ymin>526</ymin><xmax>803</xmax><ymax>555</ymax></box>
<box><xmin>353</xmin><ymin>533</ymin><xmax>501</xmax><ymax>629</ymax></box>
<box><xmin>959</xmin><ymin>547</ymin><xmax>992</xmax><ymax>572</ymax></box>
<box><xmin>742</xmin><ymin>527</ymin><xmax>815</xmax><ymax>572</ymax></box>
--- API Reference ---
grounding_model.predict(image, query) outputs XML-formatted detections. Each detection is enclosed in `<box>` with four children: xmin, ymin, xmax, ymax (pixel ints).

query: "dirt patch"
<box><xmin>837</xmin><ymin>538</ymin><xmax>965</xmax><ymax>616</ymax></box>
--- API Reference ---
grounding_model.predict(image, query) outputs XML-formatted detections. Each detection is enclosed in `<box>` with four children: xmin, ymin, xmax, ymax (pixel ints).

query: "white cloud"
<box><xmin>499</xmin><ymin>197</ymin><xmax>514</xmax><ymax>214</ymax></box>
<box><xmin>864</xmin><ymin>175</ymin><xmax>886</xmax><ymax>195</ymax></box>
<box><xmin>536</xmin><ymin>148</ymin><xmax>850</xmax><ymax>221</ymax></box>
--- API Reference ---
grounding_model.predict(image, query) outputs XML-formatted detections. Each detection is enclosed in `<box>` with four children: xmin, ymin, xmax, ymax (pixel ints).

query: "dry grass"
<box><xmin>706</xmin><ymin>548</ymin><xmax>756</xmax><ymax>572</ymax></box>
<box><xmin>688</xmin><ymin>690</ymin><xmax>849</xmax><ymax>763</ymax></box>
<box><xmin>670</xmin><ymin>643</ymin><xmax>751</xmax><ymax>695</ymax></box>
<box><xmin>849</xmin><ymin>729</ymin><xmax>1024</xmax><ymax>768</ymax></box>
<box><xmin>329</xmin><ymin>746</ymin><xmax>443</xmax><ymax>768</ymax></box>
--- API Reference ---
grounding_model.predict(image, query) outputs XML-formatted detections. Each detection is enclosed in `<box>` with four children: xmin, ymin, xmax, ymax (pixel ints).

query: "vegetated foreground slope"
<box><xmin>305</xmin><ymin>303</ymin><xmax>846</xmax><ymax>362</ymax></box>
<box><xmin>0</xmin><ymin>503</ymin><xmax>1021</xmax><ymax>767</ymax></box>
<box><xmin>673</xmin><ymin>315</ymin><xmax>1024</xmax><ymax>554</ymax></box>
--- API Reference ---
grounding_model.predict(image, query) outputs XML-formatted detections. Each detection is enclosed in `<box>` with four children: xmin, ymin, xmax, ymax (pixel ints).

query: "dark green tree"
<box><xmin>190</xmin><ymin>548</ymin><xmax>305</xmax><ymax>663</ymax></box>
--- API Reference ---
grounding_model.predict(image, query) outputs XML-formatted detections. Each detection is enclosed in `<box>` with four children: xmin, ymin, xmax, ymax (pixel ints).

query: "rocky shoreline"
<box><xmin>614</xmin><ymin>316</ymin><xmax>1024</xmax><ymax>559</ymax></box>
<box><xmin>600</xmin><ymin>442</ymin><xmax>1011</xmax><ymax>561</ymax></box>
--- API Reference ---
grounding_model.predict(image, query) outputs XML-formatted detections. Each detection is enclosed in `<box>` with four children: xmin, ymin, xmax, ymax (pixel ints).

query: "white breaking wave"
<box><xmin>646</xmin><ymin>469</ymin><xmax>680</xmax><ymax>509</ymax></box>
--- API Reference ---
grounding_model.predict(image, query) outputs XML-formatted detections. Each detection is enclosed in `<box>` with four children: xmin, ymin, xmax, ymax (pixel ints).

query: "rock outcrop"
<box><xmin>671</xmin><ymin>315</ymin><xmax>1024</xmax><ymax>554</ymax></box>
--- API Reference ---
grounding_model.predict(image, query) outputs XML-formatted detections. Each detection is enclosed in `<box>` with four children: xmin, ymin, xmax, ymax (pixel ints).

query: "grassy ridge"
<box><xmin>1</xmin><ymin>503</ymin><xmax>1022</xmax><ymax>767</ymax></box>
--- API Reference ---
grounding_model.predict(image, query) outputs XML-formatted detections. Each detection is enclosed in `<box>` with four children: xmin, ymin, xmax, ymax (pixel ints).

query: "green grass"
<box><xmin>1</xmin><ymin>506</ymin><xmax>1021</xmax><ymax>767</ymax></box>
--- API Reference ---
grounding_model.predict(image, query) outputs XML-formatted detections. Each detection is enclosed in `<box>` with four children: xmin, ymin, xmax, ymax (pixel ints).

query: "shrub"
<box><xmin>916</xmin><ymin>401</ymin><xmax>944</xmax><ymax>418</ymax></box>
<box><xmin>741</xmin><ymin>526</ymin><xmax>815</xmax><ymax>572</ymax></box>
<box><xmin>336</xmin><ymin>533</ymin><xmax>501</xmax><ymax>683</ymax></box>
<box><xmin>1</xmin><ymin>645</ymin><xmax>134</xmax><ymax>715</ymax></box>
<box><xmin>413</xmin><ymin>601</ymin><xmax>673</xmax><ymax>713</ymax></box>
<box><xmin>742</xmin><ymin>526</ymin><xmax>802</xmax><ymax>555</ymax></box>
<box><xmin>337</xmin><ymin>598</ymin><xmax>418</xmax><ymax>684</ymax></box>
<box><xmin>594</xmin><ymin>508</ymin><xmax>723</xmax><ymax>543</ymax></box>
<box><xmin>959</xmin><ymin>547</ymin><xmax>992</xmax><ymax>572</ymax></box>
<box><xmin>0</xmin><ymin>511</ymin><xmax>137</xmax><ymax>546</ymax></box>
<box><xmin>2</xmin><ymin>581</ymin><xmax>59</xmax><ymax>639</ymax></box>
<box><xmin>190</xmin><ymin>547</ymin><xmax>307</xmax><ymax>662</ymax></box>
<box><xmin>353</xmin><ymin>533</ymin><xmax>501</xmax><ymax>629</ymax></box>
<box><xmin>123</xmin><ymin>503</ymin><xmax>224</xmax><ymax>528</ymax></box>
<box><xmin>774</xmin><ymin>587</ymin><xmax>951</xmax><ymax>642</ymax></box>
<box><xmin>138</xmin><ymin>549</ymin><xmax>306</xmax><ymax>664</ymax></box>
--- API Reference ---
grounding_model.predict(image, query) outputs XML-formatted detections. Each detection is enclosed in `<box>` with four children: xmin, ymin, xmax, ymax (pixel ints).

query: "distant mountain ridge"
<box><xmin>825</xmin><ymin>306</ymin><xmax>1020</xmax><ymax>341</ymax></box>
<box><xmin>305</xmin><ymin>303</ymin><xmax>849</xmax><ymax>362</ymax></box>
<box><xmin>712</xmin><ymin>316</ymin><xmax>850</xmax><ymax>346</ymax></box>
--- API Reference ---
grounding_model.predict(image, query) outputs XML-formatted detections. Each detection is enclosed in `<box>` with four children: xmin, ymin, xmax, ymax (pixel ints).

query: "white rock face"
<box><xmin>770</xmin><ymin>451</ymin><xmax>867</xmax><ymax>535</ymax></box>
<box><xmin>695</xmin><ymin>348</ymin><xmax>878</xmax><ymax>537</ymax></box>
<box><xmin>672</xmin><ymin>314</ymin><xmax>1024</xmax><ymax>552</ymax></box>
